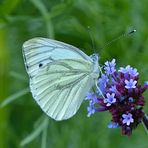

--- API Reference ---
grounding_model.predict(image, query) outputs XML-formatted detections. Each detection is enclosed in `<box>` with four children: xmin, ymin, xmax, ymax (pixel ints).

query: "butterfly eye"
<box><xmin>39</xmin><ymin>63</ymin><xmax>43</xmax><ymax>68</ymax></box>
<box><xmin>90</xmin><ymin>53</ymin><xmax>99</xmax><ymax>62</ymax></box>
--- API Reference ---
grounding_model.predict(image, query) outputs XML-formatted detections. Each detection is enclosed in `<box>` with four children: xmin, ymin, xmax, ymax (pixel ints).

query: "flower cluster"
<box><xmin>85</xmin><ymin>59</ymin><xmax>148</xmax><ymax>136</ymax></box>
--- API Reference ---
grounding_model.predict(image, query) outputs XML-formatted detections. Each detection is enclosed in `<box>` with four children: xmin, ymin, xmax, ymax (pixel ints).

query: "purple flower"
<box><xmin>84</xmin><ymin>92</ymin><xmax>97</xmax><ymax>101</ymax></box>
<box><xmin>129</xmin><ymin>68</ymin><xmax>139</xmax><ymax>77</ymax></box>
<box><xmin>87</xmin><ymin>105</ymin><xmax>95</xmax><ymax>117</ymax></box>
<box><xmin>104</xmin><ymin>93</ymin><xmax>116</xmax><ymax>106</ymax></box>
<box><xmin>108</xmin><ymin>122</ymin><xmax>119</xmax><ymax>128</ymax></box>
<box><xmin>125</xmin><ymin>79</ymin><xmax>137</xmax><ymax>89</ymax></box>
<box><xmin>128</xmin><ymin>97</ymin><xmax>134</xmax><ymax>102</ymax></box>
<box><xmin>145</xmin><ymin>81</ymin><xmax>148</xmax><ymax>86</ymax></box>
<box><xmin>119</xmin><ymin>65</ymin><xmax>132</xmax><ymax>74</ymax></box>
<box><xmin>119</xmin><ymin>65</ymin><xmax>139</xmax><ymax>77</ymax></box>
<box><xmin>97</xmin><ymin>74</ymin><xmax>109</xmax><ymax>94</ymax></box>
<box><xmin>104</xmin><ymin>59</ymin><xmax>116</xmax><ymax>74</ymax></box>
<box><xmin>122</xmin><ymin>113</ymin><xmax>134</xmax><ymax>126</ymax></box>
<box><xmin>85</xmin><ymin>92</ymin><xmax>98</xmax><ymax>117</ymax></box>
<box><xmin>85</xmin><ymin>58</ymin><xmax>147</xmax><ymax>136</ymax></box>
<box><xmin>109</xmin><ymin>86</ymin><xmax>117</xmax><ymax>93</ymax></box>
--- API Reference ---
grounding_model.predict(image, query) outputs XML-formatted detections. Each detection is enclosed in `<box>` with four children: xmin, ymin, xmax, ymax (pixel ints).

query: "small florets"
<box><xmin>85</xmin><ymin>59</ymin><xmax>147</xmax><ymax>136</ymax></box>
<box><xmin>124</xmin><ymin>79</ymin><xmax>137</xmax><ymax>89</ymax></box>
<box><xmin>122</xmin><ymin>113</ymin><xmax>134</xmax><ymax>126</ymax></box>
<box><xmin>104</xmin><ymin>93</ymin><xmax>116</xmax><ymax>106</ymax></box>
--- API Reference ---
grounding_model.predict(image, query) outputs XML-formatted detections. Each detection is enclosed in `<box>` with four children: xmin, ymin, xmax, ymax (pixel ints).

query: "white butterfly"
<box><xmin>22</xmin><ymin>37</ymin><xmax>99</xmax><ymax>121</ymax></box>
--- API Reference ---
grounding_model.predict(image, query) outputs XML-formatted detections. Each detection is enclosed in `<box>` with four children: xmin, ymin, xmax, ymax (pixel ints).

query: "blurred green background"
<box><xmin>0</xmin><ymin>0</ymin><xmax>148</xmax><ymax>148</ymax></box>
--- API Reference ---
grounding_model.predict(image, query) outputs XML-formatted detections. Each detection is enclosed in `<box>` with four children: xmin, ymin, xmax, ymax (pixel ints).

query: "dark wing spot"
<box><xmin>26</xmin><ymin>65</ymin><xmax>29</xmax><ymax>69</ymax></box>
<box><xmin>39</xmin><ymin>63</ymin><xmax>43</xmax><ymax>68</ymax></box>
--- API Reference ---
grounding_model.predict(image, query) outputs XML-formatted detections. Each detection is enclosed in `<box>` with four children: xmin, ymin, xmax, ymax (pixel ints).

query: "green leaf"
<box><xmin>50</xmin><ymin>2</ymin><xmax>73</xmax><ymax>19</ymax></box>
<box><xmin>0</xmin><ymin>0</ymin><xmax>20</xmax><ymax>16</ymax></box>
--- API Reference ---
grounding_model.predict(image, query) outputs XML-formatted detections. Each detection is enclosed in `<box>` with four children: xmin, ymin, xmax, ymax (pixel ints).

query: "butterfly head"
<box><xmin>90</xmin><ymin>53</ymin><xmax>99</xmax><ymax>63</ymax></box>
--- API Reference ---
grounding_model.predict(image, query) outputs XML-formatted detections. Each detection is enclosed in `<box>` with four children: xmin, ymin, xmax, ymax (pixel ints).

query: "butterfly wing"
<box><xmin>23</xmin><ymin>38</ymin><xmax>92</xmax><ymax>78</ymax></box>
<box><xmin>23</xmin><ymin>37</ymin><xmax>99</xmax><ymax>121</ymax></box>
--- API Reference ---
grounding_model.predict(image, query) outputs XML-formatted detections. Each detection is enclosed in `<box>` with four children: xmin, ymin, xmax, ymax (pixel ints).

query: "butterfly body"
<box><xmin>23</xmin><ymin>38</ymin><xmax>99</xmax><ymax>121</ymax></box>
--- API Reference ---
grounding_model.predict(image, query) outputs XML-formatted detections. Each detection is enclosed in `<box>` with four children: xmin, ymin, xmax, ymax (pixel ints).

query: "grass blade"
<box><xmin>10</xmin><ymin>71</ymin><xmax>27</xmax><ymax>81</ymax></box>
<box><xmin>142</xmin><ymin>114</ymin><xmax>148</xmax><ymax>134</ymax></box>
<box><xmin>41</xmin><ymin>119</ymin><xmax>48</xmax><ymax>148</ymax></box>
<box><xmin>30</xmin><ymin>0</ymin><xmax>54</xmax><ymax>38</ymax></box>
<box><xmin>0</xmin><ymin>88</ymin><xmax>29</xmax><ymax>108</ymax></box>
<box><xmin>20</xmin><ymin>117</ymin><xmax>49</xmax><ymax>147</ymax></box>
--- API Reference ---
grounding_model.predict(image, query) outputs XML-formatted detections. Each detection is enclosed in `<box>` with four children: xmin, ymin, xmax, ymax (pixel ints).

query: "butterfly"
<box><xmin>22</xmin><ymin>37</ymin><xmax>99</xmax><ymax>121</ymax></box>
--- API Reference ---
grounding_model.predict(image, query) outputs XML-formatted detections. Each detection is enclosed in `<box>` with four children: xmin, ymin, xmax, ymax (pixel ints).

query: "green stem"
<box><xmin>30</xmin><ymin>0</ymin><xmax>54</xmax><ymax>38</ymax></box>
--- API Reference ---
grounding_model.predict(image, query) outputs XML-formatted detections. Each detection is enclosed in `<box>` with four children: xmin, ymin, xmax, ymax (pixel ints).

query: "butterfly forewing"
<box><xmin>23</xmin><ymin>38</ymin><xmax>92</xmax><ymax>77</ymax></box>
<box><xmin>22</xmin><ymin>37</ymin><xmax>99</xmax><ymax>120</ymax></box>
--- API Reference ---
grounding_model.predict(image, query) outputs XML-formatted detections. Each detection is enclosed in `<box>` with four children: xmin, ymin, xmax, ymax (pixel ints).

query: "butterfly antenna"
<box><xmin>100</xmin><ymin>29</ymin><xmax>136</xmax><ymax>50</ymax></box>
<box><xmin>87</xmin><ymin>26</ymin><xmax>96</xmax><ymax>53</ymax></box>
<box><xmin>95</xmin><ymin>81</ymin><xmax>105</xmax><ymax>98</ymax></box>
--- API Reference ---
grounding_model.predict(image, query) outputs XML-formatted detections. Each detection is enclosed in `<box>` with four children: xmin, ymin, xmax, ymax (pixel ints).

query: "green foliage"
<box><xmin>0</xmin><ymin>0</ymin><xmax>148</xmax><ymax>147</ymax></box>
<box><xmin>0</xmin><ymin>88</ymin><xmax>29</xmax><ymax>108</ymax></box>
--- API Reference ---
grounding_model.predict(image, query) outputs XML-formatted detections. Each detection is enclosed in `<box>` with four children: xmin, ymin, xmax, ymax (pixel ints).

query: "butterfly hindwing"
<box><xmin>30</xmin><ymin>59</ymin><xmax>94</xmax><ymax>120</ymax></box>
